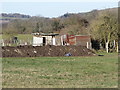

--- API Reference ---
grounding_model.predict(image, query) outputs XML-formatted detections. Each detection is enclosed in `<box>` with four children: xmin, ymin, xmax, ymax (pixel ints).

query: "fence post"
<box><xmin>87</xmin><ymin>42</ymin><xmax>89</xmax><ymax>48</ymax></box>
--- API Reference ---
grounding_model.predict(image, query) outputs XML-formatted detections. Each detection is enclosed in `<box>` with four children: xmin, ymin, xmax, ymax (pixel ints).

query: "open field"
<box><xmin>2</xmin><ymin>53</ymin><xmax>118</xmax><ymax>88</ymax></box>
<box><xmin>0</xmin><ymin>34</ymin><xmax>33</xmax><ymax>46</ymax></box>
<box><xmin>1</xmin><ymin>34</ymin><xmax>33</xmax><ymax>41</ymax></box>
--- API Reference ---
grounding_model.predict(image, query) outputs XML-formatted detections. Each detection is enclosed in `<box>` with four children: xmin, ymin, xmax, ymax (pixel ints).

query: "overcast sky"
<box><xmin>1</xmin><ymin>1</ymin><xmax>118</xmax><ymax>18</ymax></box>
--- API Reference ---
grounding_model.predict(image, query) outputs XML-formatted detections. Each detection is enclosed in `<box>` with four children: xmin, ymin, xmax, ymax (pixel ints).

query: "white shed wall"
<box><xmin>33</xmin><ymin>36</ymin><xmax>43</xmax><ymax>46</ymax></box>
<box><xmin>53</xmin><ymin>37</ymin><xmax>56</xmax><ymax>45</ymax></box>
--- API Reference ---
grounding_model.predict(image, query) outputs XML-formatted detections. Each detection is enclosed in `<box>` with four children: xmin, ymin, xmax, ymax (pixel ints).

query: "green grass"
<box><xmin>0</xmin><ymin>34</ymin><xmax>33</xmax><ymax>41</ymax></box>
<box><xmin>16</xmin><ymin>34</ymin><xmax>33</xmax><ymax>41</ymax></box>
<box><xmin>2</xmin><ymin>53</ymin><xmax>118</xmax><ymax>88</ymax></box>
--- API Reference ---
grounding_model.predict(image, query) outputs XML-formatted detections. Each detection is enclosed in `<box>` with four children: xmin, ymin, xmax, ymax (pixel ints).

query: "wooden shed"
<box><xmin>32</xmin><ymin>33</ymin><xmax>59</xmax><ymax>46</ymax></box>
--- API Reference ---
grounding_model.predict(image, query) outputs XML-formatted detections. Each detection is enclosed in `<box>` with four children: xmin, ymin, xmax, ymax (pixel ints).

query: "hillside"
<box><xmin>1</xmin><ymin>7</ymin><xmax>117</xmax><ymax>23</ymax></box>
<box><xmin>60</xmin><ymin>7</ymin><xmax>118</xmax><ymax>22</ymax></box>
<box><xmin>0</xmin><ymin>13</ymin><xmax>32</xmax><ymax>32</ymax></box>
<box><xmin>1</xmin><ymin>7</ymin><xmax>118</xmax><ymax>35</ymax></box>
<box><xmin>0</xmin><ymin>13</ymin><xmax>31</xmax><ymax>20</ymax></box>
<box><xmin>0</xmin><ymin>13</ymin><xmax>31</xmax><ymax>25</ymax></box>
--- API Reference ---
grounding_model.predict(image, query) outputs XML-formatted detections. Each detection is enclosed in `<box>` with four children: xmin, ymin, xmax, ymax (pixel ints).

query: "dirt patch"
<box><xmin>1</xmin><ymin>45</ymin><xmax>96</xmax><ymax>57</ymax></box>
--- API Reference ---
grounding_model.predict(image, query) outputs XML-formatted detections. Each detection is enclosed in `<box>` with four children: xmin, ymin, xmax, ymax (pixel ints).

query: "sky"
<box><xmin>1</xmin><ymin>1</ymin><xmax>118</xmax><ymax>18</ymax></box>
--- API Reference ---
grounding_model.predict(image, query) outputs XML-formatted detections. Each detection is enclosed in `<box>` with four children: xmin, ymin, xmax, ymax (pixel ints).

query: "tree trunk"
<box><xmin>100</xmin><ymin>43</ymin><xmax>103</xmax><ymax>49</ymax></box>
<box><xmin>106</xmin><ymin>41</ymin><xmax>109</xmax><ymax>53</ymax></box>
<box><xmin>113</xmin><ymin>40</ymin><xmax>116</xmax><ymax>48</ymax></box>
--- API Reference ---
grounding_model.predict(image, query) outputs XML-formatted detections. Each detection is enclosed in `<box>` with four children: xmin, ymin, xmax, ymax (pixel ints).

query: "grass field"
<box><xmin>2</xmin><ymin>53</ymin><xmax>118</xmax><ymax>88</ymax></box>
<box><xmin>1</xmin><ymin>34</ymin><xmax>33</xmax><ymax>41</ymax></box>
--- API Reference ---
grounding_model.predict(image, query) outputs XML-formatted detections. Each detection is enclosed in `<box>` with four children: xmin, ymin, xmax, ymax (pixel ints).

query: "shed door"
<box><xmin>43</xmin><ymin>37</ymin><xmax>46</xmax><ymax>46</ymax></box>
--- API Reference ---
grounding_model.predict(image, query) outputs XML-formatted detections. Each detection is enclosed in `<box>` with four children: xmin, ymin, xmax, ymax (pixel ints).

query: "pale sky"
<box><xmin>1</xmin><ymin>1</ymin><xmax>118</xmax><ymax>18</ymax></box>
<box><xmin>0</xmin><ymin>0</ymin><xmax>119</xmax><ymax>2</ymax></box>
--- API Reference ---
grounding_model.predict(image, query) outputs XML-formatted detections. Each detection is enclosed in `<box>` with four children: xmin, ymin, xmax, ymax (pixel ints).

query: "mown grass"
<box><xmin>2</xmin><ymin>53</ymin><xmax>118</xmax><ymax>88</ymax></box>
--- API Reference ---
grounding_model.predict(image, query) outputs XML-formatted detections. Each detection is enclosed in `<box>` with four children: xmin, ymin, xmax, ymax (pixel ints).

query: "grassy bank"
<box><xmin>2</xmin><ymin>53</ymin><xmax>118</xmax><ymax>88</ymax></box>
